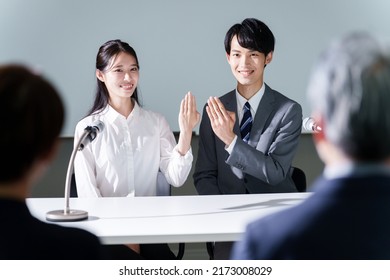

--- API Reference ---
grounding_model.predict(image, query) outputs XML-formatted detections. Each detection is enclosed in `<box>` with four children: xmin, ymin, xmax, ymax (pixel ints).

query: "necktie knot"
<box><xmin>240</xmin><ymin>102</ymin><xmax>252</xmax><ymax>143</ymax></box>
<box><xmin>244</xmin><ymin>102</ymin><xmax>250</xmax><ymax>112</ymax></box>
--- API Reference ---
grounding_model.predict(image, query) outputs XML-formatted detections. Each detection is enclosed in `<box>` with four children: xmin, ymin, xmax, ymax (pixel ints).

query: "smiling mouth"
<box><xmin>238</xmin><ymin>70</ymin><xmax>254</xmax><ymax>76</ymax></box>
<box><xmin>121</xmin><ymin>84</ymin><xmax>134</xmax><ymax>90</ymax></box>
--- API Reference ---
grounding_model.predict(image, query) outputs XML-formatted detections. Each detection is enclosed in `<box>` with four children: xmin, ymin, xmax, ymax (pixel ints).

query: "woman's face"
<box><xmin>96</xmin><ymin>51</ymin><xmax>139</xmax><ymax>101</ymax></box>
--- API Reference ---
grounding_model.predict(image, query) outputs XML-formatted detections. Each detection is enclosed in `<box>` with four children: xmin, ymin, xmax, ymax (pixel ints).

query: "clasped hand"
<box><xmin>206</xmin><ymin>96</ymin><xmax>236</xmax><ymax>146</ymax></box>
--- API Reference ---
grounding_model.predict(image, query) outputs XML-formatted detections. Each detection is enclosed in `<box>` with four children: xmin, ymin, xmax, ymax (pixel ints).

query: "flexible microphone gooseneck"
<box><xmin>46</xmin><ymin>121</ymin><xmax>104</xmax><ymax>222</ymax></box>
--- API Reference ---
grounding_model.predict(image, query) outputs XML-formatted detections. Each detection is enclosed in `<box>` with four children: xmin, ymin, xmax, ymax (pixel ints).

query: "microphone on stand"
<box><xmin>46</xmin><ymin>120</ymin><xmax>105</xmax><ymax>222</ymax></box>
<box><xmin>302</xmin><ymin>117</ymin><xmax>322</xmax><ymax>133</ymax></box>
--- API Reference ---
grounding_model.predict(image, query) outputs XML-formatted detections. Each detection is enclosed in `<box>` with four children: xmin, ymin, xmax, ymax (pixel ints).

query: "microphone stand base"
<box><xmin>46</xmin><ymin>209</ymin><xmax>88</xmax><ymax>222</ymax></box>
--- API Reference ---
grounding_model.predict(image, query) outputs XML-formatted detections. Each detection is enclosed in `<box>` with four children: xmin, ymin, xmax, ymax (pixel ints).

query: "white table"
<box><xmin>27</xmin><ymin>192</ymin><xmax>310</xmax><ymax>244</ymax></box>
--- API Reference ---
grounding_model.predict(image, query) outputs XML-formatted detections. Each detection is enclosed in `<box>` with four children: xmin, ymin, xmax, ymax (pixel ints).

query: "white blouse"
<box><xmin>74</xmin><ymin>102</ymin><xmax>193</xmax><ymax>197</ymax></box>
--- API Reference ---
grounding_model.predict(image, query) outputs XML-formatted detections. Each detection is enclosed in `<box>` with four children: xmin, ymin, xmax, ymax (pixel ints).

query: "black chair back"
<box><xmin>291</xmin><ymin>167</ymin><xmax>307</xmax><ymax>192</ymax></box>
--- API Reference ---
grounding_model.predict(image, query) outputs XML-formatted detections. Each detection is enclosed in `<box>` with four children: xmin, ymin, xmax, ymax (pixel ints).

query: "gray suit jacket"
<box><xmin>194</xmin><ymin>84</ymin><xmax>302</xmax><ymax>194</ymax></box>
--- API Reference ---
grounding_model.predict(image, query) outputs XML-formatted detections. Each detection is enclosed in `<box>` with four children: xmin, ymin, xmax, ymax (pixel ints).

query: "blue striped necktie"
<box><xmin>240</xmin><ymin>102</ymin><xmax>252</xmax><ymax>143</ymax></box>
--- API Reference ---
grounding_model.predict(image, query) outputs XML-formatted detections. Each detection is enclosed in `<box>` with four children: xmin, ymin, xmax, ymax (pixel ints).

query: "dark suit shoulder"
<box><xmin>0</xmin><ymin>200</ymin><xmax>104</xmax><ymax>259</ymax></box>
<box><xmin>219</xmin><ymin>89</ymin><xmax>235</xmax><ymax>98</ymax></box>
<box><xmin>27</xmin><ymin>217</ymin><xmax>103</xmax><ymax>259</ymax></box>
<box><xmin>239</xmin><ymin>175</ymin><xmax>390</xmax><ymax>259</ymax></box>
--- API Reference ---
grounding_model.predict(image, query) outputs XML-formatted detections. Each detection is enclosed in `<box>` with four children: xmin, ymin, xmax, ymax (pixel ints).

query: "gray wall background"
<box><xmin>1</xmin><ymin>0</ymin><xmax>390</xmax><ymax>136</ymax></box>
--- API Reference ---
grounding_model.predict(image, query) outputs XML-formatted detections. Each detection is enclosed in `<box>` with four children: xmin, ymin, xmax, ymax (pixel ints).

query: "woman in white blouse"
<box><xmin>74</xmin><ymin>39</ymin><xmax>200</xmax><ymax>259</ymax></box>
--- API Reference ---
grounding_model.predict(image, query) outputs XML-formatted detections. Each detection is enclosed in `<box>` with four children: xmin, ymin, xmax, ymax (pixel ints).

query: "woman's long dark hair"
<box><xmin>88</xmin><ymin>39</ymin><xmax>140</xmax><ymax>115</ymax></box>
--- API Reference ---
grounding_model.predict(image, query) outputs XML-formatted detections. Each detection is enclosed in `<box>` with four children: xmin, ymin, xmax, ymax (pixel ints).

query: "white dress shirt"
<box><xmin>74</xmin><ymin>102</ymin><xmax>193</xmax><ymax>197</ymax></box>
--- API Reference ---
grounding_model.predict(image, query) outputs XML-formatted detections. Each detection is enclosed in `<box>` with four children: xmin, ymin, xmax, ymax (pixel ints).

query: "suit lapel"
<box><xmin>249</xmin><ymin>84</ymin><xmax>275</xmax><ymax>143</ymax></box>
<box><xmin>223</xmin><ymin>86</ymin><xmax>276</xmax><ymax>144</ymax></box>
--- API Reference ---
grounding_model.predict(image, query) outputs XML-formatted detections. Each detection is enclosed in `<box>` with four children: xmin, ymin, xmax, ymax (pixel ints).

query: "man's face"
<box><xmin>227</xmin><ymin>35</ymin><xmax>272</xmax><ymax>95</ymax></box>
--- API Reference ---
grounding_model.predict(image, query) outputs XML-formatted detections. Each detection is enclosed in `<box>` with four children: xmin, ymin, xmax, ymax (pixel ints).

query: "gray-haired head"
<box><xmin>307</xmin><ymin>32</ymin><xmax>390</xmax><ymax>161</ymax></box>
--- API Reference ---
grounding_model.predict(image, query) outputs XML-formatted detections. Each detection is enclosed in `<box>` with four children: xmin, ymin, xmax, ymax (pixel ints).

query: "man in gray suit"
<box><xmin>193</xmin><ymin>18</ymin><xmax>302</xmax><ymax>259</ymax></box>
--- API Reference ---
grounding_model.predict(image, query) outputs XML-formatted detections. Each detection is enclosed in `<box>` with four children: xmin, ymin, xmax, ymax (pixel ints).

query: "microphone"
<box><xmin>79</xmin><ymin>120</ymin><xmax>105</xmax><ymax>151</ymax></box>
<box><xmin>46</xmin><ymin>120</ymin><xmax>105</xmax><ymax>222</ymax></box>
<box><xmin>302</xmin><ymin>117</ymin><xmax>322</xmax><ymax>133</ymax></box>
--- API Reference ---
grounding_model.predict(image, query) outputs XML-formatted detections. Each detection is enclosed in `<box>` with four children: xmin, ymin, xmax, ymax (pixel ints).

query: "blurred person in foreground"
<box><xmin>0</xmin><ymin>65</ymin><xmax>106</xmax><ymax>259</ymax></box>
<box><xmin>232</xmin><ymin>32</ymin><xmax>390</xmax><ymax>259</ymax></box>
